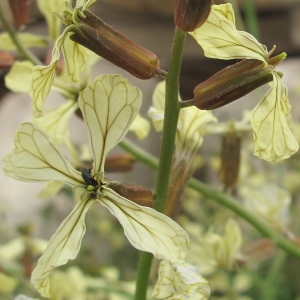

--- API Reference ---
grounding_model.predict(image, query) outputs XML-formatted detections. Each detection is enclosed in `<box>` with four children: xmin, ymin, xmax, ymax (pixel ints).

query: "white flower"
<box><xmin>190</xmin><ymin>4</ymin><xmax>298</xmax><ymax>161</ymax></box>
<box><xmin>3</xmin><ymin>74</ymin><xmax>189</xmax><ymax>297</ymax></box>
<box><xmin>153</xmin><ymin>260</ymin><xmax>211</xmax><ymax>300</ymax></box>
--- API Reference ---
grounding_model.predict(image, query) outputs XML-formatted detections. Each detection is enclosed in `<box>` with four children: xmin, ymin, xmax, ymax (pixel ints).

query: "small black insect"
<box><xmin>81</xmin><ymin>168</ymin><xmax>98</xmax><ymax>186</ymax></box>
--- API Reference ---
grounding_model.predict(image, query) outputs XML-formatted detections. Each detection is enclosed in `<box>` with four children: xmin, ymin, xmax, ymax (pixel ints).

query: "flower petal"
<box><xmin>30</xmin><ymin>32</ymin><xmax>66</xmax><ymax>117</ymax></box>
<box><xmin>99</xmin><ymin>187</ymin><xmax>189</xmax><ymax>263</ymax></box>
<box><xmin>190</xmin><ymin>4</ymin><xmax>268</xmax><ymax>61</ymax></box>
<box><xmin>5</xmin><ymin>60</ymin><xmax>34</xmax><ymax>93</ymax></box>
<box><xmin>61</xmin><ymin>36</ymin><xmax>88</xmax><ymax>82</ymax></box>
<box><xmin>31</xmin><ymin>197</ymin><xmax>95</xmax><ymax>297</ymax></box>
<box><xmin>129</xmin><ymin>113</ymin><xmax>150</xmax><ymax>139</ymax></box>
<box><xmin>79</xmin><ymin>74</ymin><xmax>142</xmax><ymax>174</ymax></box>
<box><xmin>37</xmin><ymin>0</ymin><xmax>70</xmax><ymax>39</ymax></box>
<box><xmin>153</xmin><ymin>260</ymin><xmax>211</xmax><ymax>299</ymax></box>
<box><xmin>251</xmin><ymin>73</ymin><xmax>299</xmax><ymax>161</ymax></box>
<box><xmin>2</xmin><ymin>122</ymin><xmax>83</xmax><ymax>186</ymax></box>
<box><xmin>34</xmin><ymin>100</ymin><xmax>79</xmax><ymax>161</ymax></box>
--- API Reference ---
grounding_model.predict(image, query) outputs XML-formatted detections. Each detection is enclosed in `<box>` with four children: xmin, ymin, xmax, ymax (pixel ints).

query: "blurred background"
<box><xmin>0</xmin><ymin>0</ymin><xmax>300</xmax><ymax>299</ymax></box>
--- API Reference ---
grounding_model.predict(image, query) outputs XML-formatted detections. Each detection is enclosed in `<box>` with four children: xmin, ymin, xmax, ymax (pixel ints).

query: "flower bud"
<box><xmin>193</xmin><ymin>59</ymin><xmax>274</xmax><ymax>110</ymax></box>
<box><xmin>174</xmin><ymin>0</ymin><xmax>212</xmax><ymax>32</ymax></box>
<box><xmin>0</xmin><ymin>51</ymin><xmax>14</xmax><ymax>68</ymax></box>
<box><xmin>108</xmin><ymin>181</ymin><xmax>153</xmax><ymax>207</ymax></box>
<box><xmin>219</xmin><ymin>132</ymin><xmax>241</xmax><ymax>189</ymax></box>
<box><xmin>105</xmin><ymin>153</ymin><xmax>136</xmax><ymax>172</ymax></box>
<box><xmin>69</xmin><ymin>9</ymin><xmax>160</xmax><ymax>80</ymax></box>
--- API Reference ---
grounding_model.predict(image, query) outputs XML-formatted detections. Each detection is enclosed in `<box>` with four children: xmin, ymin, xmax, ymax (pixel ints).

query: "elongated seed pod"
<box><xmin>69</xmin><ymin>9</ymin><xmax>160</xmax><ymax>79</ymax></box>
<box><xmin>108</xmin><ymin>181</ymin><xmax>153</xmax><ymax>207</ymax></box>
<box><xmin>193</xmin><ymin>59</ymin><xmax>273</xmax><ymax>110</ymax></box>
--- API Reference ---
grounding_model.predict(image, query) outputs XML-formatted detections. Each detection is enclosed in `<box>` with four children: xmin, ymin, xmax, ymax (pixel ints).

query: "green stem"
<box><xmin>261</xmin><ymin>250</ymin><xmax>286</xmax><ymax>300</ymax></box>
<box><xmin>154</xmin><ymin>27</ymin><xmax>186</xmax><ymax>213</ymax></box>
<box><xmin>188</xmin><ymin>178</ymin><xmax>300</xmax><ymax>258</ymax></box>
<box><xmin>0</xmin><ymin>5</ymin><xmax>42</xmax><ymax>65</ymax></box>
<box><xmin>244</xmin><ymin>0</ymin><xmax>260</xmax><ymax>39</ymax></box>
<box><xmin>120</xmin><ymin>138</ymin><xmax>300</xmax><ymax>259</ymax></box>
<box><xmin>133</xmin><ymin>27</ymin><xmax>186</xmax><ymax>300</ymax></box>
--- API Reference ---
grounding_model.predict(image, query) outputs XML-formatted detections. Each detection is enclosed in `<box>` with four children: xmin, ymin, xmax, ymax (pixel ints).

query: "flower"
<box><xmin>153</xmin><ymin>260</ymin><xmax>211</xmax><ymax>300</ymax></box>
<box><xmin>149</xmin><ymin>81</ymin><xmax>217</xmax><ymax>158</ymax></box>
<box><xmin>189</xmin><ymin>3</ymin><xmax>298</xmax><ymax>161</ymax></box>
<box><xmin>3</xmin><ymin>74</ymin><xmax>189</xmax><ymax>297</ymax></box>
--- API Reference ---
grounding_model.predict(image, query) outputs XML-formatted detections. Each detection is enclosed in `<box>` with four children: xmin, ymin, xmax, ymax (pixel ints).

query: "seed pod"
<box><xmin>105</xmin><ymin>153</ymin><xmax>136</xmax><ymax>172</ymax></box>
<box><xmin>108</xmin><ymin>181</ymin><xmax>153</xmax><ymax>207</ymax></box>
<box><xmin>69</xmin><ymin>9</ymin><xmax>160</xmax><ymax>80</ymax></box>
<box><xmin>8</xmin><ymin>0</ymin><xmax>29</xmax><ymax>29</ymax></box>
<box><xmin>193</xmin><ymin>59</ymin><xmax>274</xmax><ymax>110</ymax></box>
<box><xmin>219</xmin><ymin>132</ymin><xmax>241</xmax><ymax>189</ymax></box>
<box><xmin>174</xmin><ymin>0</ymin><xmax>212</xmax><ymax>32</ymax></box>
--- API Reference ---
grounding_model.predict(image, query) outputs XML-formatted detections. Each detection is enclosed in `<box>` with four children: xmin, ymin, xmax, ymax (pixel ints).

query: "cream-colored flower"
<box><xmin>149</xmin><ymin>81</ymin><xmax>217</xmax><ymax>156</ymax></box>
<box><xmin>153</xmin><ymin>260</ymin><xmax>211</xmax><ymax>300</ymax></box>
<box><xmin>190</xmin><ymin>4</ymin><xmax>298</xmax><ymax>161</ymax></box>
<box><xmin>3</xmin><ymin>74</ymin><xmax>189</xmax><ymax>297</ymax></box>
<box><xmin>30</xmin><ymin>0</ymin><xmax>97</xmax><ymax>117</ymax></box>
<box><xmin>188</xmin><ymin>219</ymin><xmax>242</xmax><ymax>275</ymax></box>
<box><xmin>241</xmin><ymin>183</ymin><xmax>291</xmax><ymax>231</ymax></box>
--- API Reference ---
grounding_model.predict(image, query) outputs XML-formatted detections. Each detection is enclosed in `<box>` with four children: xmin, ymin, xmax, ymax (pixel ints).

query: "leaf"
<box><xmin>5</xmin><ymin>61</ymin><xmax>34</xmax><ymax>93</ymax></box>
<box><xmin>100</xmin><ymin>187</ymin><xmax>189</xmax><ymax>263</ymax></box>
<box><xmin>2</xmin><ymin>122</ymin><xmax>83</xmax><ymax>186</ymax></box>
<box><xmin>79</xmin><ymin>74</ymin><xmax>142</xmax><ymax>174</ymax></box>
<box><xmin>251</xmin><ymin>73</ymin><xmax>299</xmax><ymax>161</ymax></box>
<box><xmin>31</xmin><ymin>197</ymin><xmax>95</xmax><ymax>297</ymax></box>
<box><xmin>189</xmin><ymin>4</ymin><xmax>268</xmax><ymax>61</ymax></box>
<box><xmin>30</xmin><ymin>31</ymin><xmax>66</xmax><ymax>117</ymax></box>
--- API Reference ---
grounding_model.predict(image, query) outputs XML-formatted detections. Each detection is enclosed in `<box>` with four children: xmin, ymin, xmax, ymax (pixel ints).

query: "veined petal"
<box><xmin>30</xmin><ymin>31</ymin><xmax>67</xmax><ymax>117</ymax></box>
<box><xmin>79</xmin><ymin>74</ymin><xmax>142</xmax><ymax>174</ymax></box>
<box><xmin>99</xmin><ymin>187</ymin><xmax>189</xmax><ymax>263</ymax></box>
<box><xmin>31</xmin><ymin>197</ymin><xmax>96</xmax><ymax>297</ymax></box>
<box><xmin>34</xmin><ymin>100</ymin><xmax>78</xmax><ymax>146</ymax></box>
<box><xmin>251</xmin><ymin>73</ymin><xmax>299</xmax><ymax>161</ymax></box>
<box><xmin>61</xmin><ymin>36</ymin><xmax>88</xmax><ymax>82</ymax></box>
<box><xmin>2</xmin><ymin>122</ymin><xmax>83</xmax><ymax>186</ymax></box>
<box><xmin>176</xmin><ymin>107</ymin><xmax>217</xmax><ymax>154</ymax></box>
<box><xmin>190</xmin><ymin>4</ymin><xmax>267</xmax><ymax>61</ymax></box>
<box><xmin>153</xmin><ymin>260</ymin><xmax>211</xmax><ymax>300</ymax></box>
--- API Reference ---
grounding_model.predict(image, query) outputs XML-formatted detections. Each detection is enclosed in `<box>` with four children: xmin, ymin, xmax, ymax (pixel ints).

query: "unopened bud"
<box><xmin>8</xmin><ymin>0</ymin><xmax>29</xmax><ymax>29</ymax></box>
<box><xmin>0</xmin><ymin>51</ymin><xmax>14</xmax><ymax>68</ymax></box>
<box><xmin>219</xmin><ymin>132</ymin><xmax>241</xmax><ymax>189</ymax></box>
<box><xmin>193</xmin><ymin>59</ymin><xmax>274</xmax><ymax>110</ymax></box>
<box><xmin>174</xmin><ymin>0</ymin><xmax>212</xmax><ymax>32</ymax></box>
<box><xmin>108</xmin><ymin>181</ymin><xmax>153</xmax><ymax>207</ymax></box>
<box><xmin>69</xmin><ymin>9</ymin><xmax>160</xmax><ymax>80</ymax></box>
<box><xmin>105</xmin><ymin>153</ymin><xmax>136</xmax><ymax>172</ymax></box>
